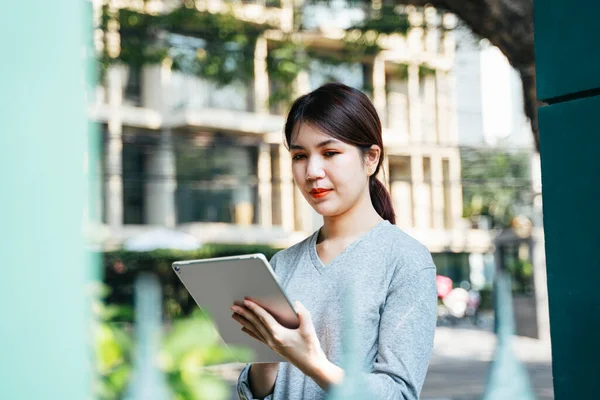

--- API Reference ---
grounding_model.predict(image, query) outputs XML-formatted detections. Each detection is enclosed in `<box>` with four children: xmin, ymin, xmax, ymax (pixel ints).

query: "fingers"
<box><xmin>294</xmin><ymin>301</ymin><xmax>314</xmax><ymax>332</ymax></box>
<box><xmin>231</xmin><ymin>304</ymin><xmax>274</xmax><ymax>343</ymax></box>
<box><xmin>241</xmin><ymin>327</ymin><xmax>266</xmax><ymax>343</ymax></box>
<box><xmin>243</xmin><ymin>299</ymin><xmax>280</xmax><ymax>329</ymax></box>
<box><xmin>232</xmin><ymin>301</ymin><xmax>287</xmax><ymax>348</ymax></box>
<box><xmin>232</xmin><ymin>313</ymin><xmax>265</xmax><ymax>340</ymax></box>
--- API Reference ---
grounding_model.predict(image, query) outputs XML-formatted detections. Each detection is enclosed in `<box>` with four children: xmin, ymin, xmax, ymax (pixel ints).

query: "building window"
<box><xmin>175</xmin><ymin>133</ymin><xmax>259</xmax><ymax>225</ymax></box>
<box><xmin>308</xmin><ymin>59</ymin><xmax>364</xmax><ymax>91</ymax></box>
<box><xmin>121</xmin><ymin>130</ymin><xmax>159</xmax><ymax>224</ymax></box>
<box><xmin>389</xmin><ymin>156</ymin><xmax>413</xmax><ymax>229</ymax></box>
<box><xmin>123</xmin><ymin>66</ymin><xmax>142</xmax><ymax>107</ymax></box>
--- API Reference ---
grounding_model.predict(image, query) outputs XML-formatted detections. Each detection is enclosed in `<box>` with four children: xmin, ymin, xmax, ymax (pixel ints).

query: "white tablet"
<box><xmin>172</xmin><ymin>253</ymin><xmax>299</xmax><ymax>363</ymax></box>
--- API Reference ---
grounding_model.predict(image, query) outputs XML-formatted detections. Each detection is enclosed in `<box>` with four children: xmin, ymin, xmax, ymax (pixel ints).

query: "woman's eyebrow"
<box><xmin>289</xmin><ymin>139</ymin><xmax>339</xmax><ymax>150</ymax></box>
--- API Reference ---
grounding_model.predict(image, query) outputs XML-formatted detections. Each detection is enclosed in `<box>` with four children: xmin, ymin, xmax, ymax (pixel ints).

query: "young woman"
<box><xmin>233</xmin><ymin>83</ymin><xmax>437</xmax><ymax>399</ymax></box>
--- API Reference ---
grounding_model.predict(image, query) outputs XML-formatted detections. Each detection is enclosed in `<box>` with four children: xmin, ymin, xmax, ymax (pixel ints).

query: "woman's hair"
<box><xmin>284</xmin><ymin>82</ymin><xmax>396</xmax><ymax>224</ymax></box>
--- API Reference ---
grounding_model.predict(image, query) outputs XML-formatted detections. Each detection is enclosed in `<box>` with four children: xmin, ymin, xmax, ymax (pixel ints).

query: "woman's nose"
<box><xmin>306</xmin><ymin>157</ymin><xmax>326</xmax><ymax>180</ymax></box>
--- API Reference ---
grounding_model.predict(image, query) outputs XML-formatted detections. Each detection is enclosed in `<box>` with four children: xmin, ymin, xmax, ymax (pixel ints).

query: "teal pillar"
<box><xmin>0</xmin><ymin>1</ymin><xmax>90</xmax><ymax>399</ymax></box>
<box><xmin>534</xmin><ymin>2</ymin><xmax>600</xmax><ymax>399</ymax></box>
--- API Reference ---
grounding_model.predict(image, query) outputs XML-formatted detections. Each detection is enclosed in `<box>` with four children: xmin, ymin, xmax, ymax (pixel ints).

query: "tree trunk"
<box><xmin>394</xmin><ymin>0</ymin><xmax>540</xmax><ymax>151</ymax></box>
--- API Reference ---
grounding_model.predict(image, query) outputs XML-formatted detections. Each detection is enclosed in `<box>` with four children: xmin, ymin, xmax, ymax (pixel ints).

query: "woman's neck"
<box><xmin>320</xmin><ymin>198</ymin><xmax>383</xmax><ymax>242</ymax></box>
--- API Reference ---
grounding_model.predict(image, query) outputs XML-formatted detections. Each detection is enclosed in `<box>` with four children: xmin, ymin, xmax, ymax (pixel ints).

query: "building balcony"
<box><xmin>195</xmin><ymin>0</ymin><xmax>293</xmax><ymax>31</ymax></box>
<box><xmin>90</xmin><ymin>102</ymin><xmax>284</xmax><ymax>135</ymax></box>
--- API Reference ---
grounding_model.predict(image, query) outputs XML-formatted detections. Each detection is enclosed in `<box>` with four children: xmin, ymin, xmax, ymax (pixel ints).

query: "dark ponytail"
<box><xmin>369</xmin><ymin>176</ymin><xmax>396</xmax><ymax>225</ymax></box>
<box><xmin>284</xmin><ymin>82</ymin><xmax>396</xmax><ymax>224</ymax></box>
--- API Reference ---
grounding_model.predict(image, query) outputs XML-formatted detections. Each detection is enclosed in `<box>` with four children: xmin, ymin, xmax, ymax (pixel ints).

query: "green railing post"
<box><xmin>482</xmin><ymin>270</ymin><xmax>536</xmax><ymax>399</ymax></box>
<box><xmin>326</xmin><ymin>284</ymin><xmax>374</xmax><ymax>400</ymax></box>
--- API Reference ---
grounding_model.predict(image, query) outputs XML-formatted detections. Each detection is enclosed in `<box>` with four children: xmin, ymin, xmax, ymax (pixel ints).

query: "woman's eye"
<box><xmin>292</xmin><ymin>154</ymin><xmax>306</xmax><ymax>161</ymax></box>
<box><xmin>324</xmin><ymin>151</ymin><xmax>339</xmax><ymax>157</ymax></box>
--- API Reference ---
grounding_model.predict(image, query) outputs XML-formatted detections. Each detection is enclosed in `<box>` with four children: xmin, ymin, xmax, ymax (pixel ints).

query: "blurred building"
<box><xmin>90</xmin><ymin>0</ymin><xmax>491</xmax><ymax>260</ymax></box>
<box><xmin>454</xmin><ymin>28</ymin><xmax>534</xmax><ymax>149</ymax></box>
<box><xmin>454</xmin><ymin>26</ymin><xmax>549</xmax><ymax>340</ymax></box>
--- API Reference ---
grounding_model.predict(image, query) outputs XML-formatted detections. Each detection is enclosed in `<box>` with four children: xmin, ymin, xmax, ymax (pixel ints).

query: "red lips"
<box><xmin>309</xmin><ymin>188</ymin><xmax>332</xmax><ymax>199</ymax></box>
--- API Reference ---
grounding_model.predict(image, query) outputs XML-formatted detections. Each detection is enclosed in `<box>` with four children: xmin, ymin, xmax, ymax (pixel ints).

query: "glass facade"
<box><xmin>175</xmin><ymin>133</ymin><xmax>259</xmax><ymax>224</ymax></box>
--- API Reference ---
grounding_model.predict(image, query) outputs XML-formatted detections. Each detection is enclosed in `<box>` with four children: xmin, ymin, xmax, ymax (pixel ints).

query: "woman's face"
<box><xmin>289</xmin><ymin>124</ymin><xmax>375</xmax><ymax>218</ymax></box>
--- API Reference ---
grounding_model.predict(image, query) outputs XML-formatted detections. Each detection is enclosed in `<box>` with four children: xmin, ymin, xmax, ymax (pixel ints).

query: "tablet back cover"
<box><xmin>173</xmin><ymin>254</ymin><xmax>295</xmax><ymax>363</ymax></box>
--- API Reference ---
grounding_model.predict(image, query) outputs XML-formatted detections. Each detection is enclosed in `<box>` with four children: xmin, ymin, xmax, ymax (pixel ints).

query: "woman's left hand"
<box><xmin>231</xmin><ymin>299</ymin><xmax>326</xmax><ymax>374</ymax></box>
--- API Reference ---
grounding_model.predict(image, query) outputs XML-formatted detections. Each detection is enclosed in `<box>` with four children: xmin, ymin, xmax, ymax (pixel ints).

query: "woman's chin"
<box><xmin>311</xmin><ymin>203</ymin><xmax>342</xmax><ymax>217</ymax></box>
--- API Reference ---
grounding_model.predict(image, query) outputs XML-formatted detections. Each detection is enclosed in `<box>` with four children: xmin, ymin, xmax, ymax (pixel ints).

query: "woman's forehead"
<box><xmin>290</xmin><ymin>123</ymin><xmax>343</xmax><ymax>147</ymax></box>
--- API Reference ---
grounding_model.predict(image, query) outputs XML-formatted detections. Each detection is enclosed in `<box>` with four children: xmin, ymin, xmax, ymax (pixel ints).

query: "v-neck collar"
<box><xmin>308</xmin><ymin>219</ymin><xmax>390</xmax><ymax>274</ymax></box>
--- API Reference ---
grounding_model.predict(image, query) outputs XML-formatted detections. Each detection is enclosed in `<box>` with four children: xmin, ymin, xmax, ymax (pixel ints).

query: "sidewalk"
<box><xmin>223</xmin><ymin>325</ymin><xmax>554</xmax><ymax>399</ymax></box>
<box><xmin>422</xmin><ymin>327</ymin><xmax>553</xmax><ymax>400</ymax></box>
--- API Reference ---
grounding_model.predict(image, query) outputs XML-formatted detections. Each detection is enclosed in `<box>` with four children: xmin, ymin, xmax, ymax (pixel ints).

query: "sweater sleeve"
<box><xmin>237</xmin><ymin>364</ymin><xmax>275</xmax><ymax>400</ymax></box>
<box><xmin>236</xmin><ymin>251</ymin><xmax>283</xmax><ymax>399</ymax></box>
<box><xmin>362</xmin><ymin>248</ymin><xmax>438</xmax><ymax>400</ymax></box>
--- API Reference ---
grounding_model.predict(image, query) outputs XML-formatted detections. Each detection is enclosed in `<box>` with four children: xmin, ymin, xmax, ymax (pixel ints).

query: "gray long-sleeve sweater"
<box><xmin>237</xmin><ymin>220</ymin><xmax>438</xmax><ymax>399</ymax></box>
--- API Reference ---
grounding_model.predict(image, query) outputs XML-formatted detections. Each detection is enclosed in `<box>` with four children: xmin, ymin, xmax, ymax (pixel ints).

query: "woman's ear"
<box><xmin>365</xmin><ymin>145</ymin><xmax>381</xmax><ymax>176</ymax></box>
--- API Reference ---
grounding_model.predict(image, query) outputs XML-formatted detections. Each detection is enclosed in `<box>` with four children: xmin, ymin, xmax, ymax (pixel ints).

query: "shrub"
<box><xmin>103</xmin><ymin>244</ymin><xmax>282</xmax><ymax>320</ymax></box>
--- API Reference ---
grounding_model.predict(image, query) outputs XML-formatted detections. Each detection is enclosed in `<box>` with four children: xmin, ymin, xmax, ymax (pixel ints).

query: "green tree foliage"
<box><xmin>267</xmin><ymin>40</ymin><xmax>309</xmax><ymax>107</ymax></box>
<box><xmin>99</xmin><ymin>3</ymin><xmax>434</xmax><ymax>109</ymax></box>
<box><xmin>103</xmin><ymin>245</ymin><xmax>281</xmax><ymax>318</ymax></box>
<box><xmin>162</xmin><ymin>310</ymin><xmax>253</xmax><ymax>400</ymax></box>
<box><xmin>99</xmin><ymin>246</ymin><xmax>281</xmax><ymax>398</ymax></box>
<box><xmin>100</xmin><ymin>5</ymin><xmax>267</xmax><ymax>85</ymax></box>
<box><xmin>355</xmin><ymin>4</ymin><xmax>411</xmax><ymax>35</ymax></box>
<box><xmin>93</xmin><ymin>285</ymin><xmax>134</xmax><ymax>400</ymax></box>
<box><xmin>461</xmin><ymin>148</ymin><xmax>532</xmax><ymax>229</ymax></box>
